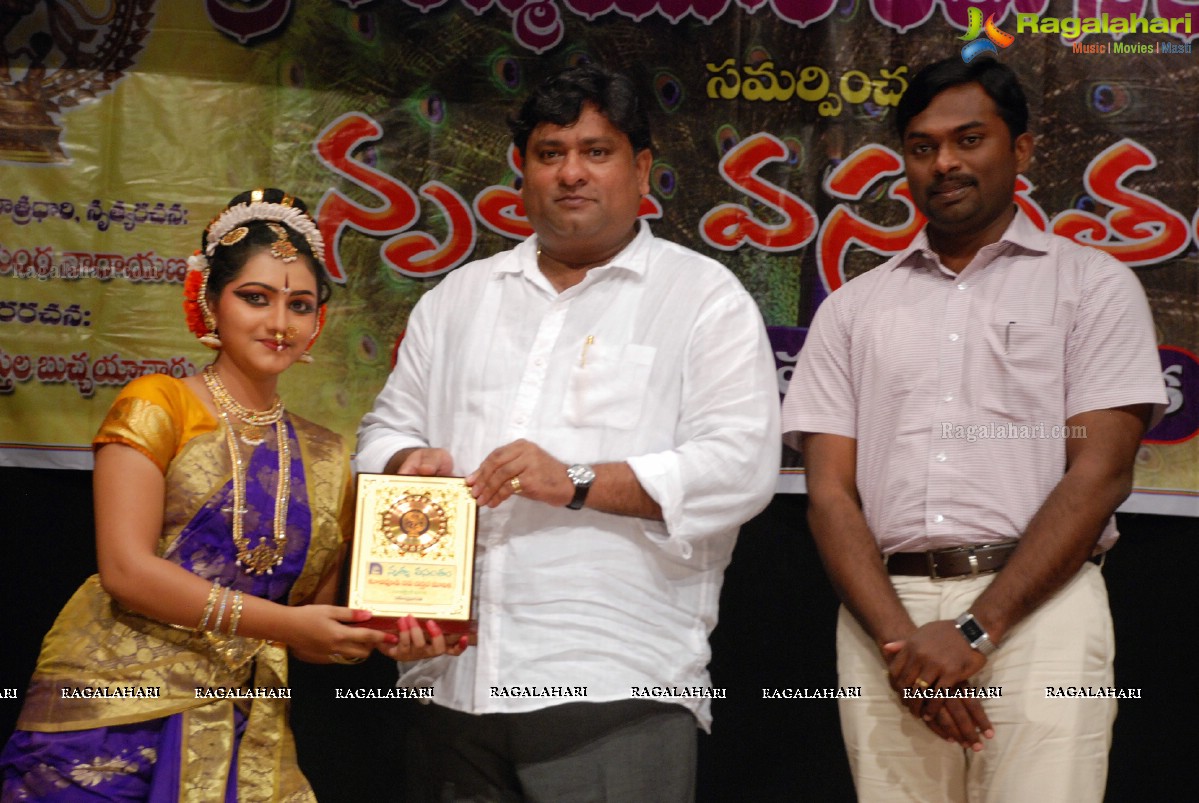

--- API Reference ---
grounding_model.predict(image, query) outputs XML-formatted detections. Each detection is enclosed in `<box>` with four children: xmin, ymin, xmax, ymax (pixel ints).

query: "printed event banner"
<box><xmin>0</xmin><ymin>1</ymin><xmax>1195</xmax><ymax>516</ymax></box>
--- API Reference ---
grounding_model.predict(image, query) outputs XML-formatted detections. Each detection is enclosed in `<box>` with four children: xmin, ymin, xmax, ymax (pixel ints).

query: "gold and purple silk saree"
<box><xmin>1</xmin><ymin>375</ymin><xmax>350</xmax><ymax>802</ymax></box>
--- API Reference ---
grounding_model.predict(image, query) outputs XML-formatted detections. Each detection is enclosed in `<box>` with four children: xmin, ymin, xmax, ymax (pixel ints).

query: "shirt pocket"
<box><xmin>562</xmin><ymin>343</ymin><xmax>656</xmax><ymax>430</ymax></box>
<box><xmin>976</xmin><ymin>322</ymin><xmax>1066</xmax><ymax>421</ymax></box>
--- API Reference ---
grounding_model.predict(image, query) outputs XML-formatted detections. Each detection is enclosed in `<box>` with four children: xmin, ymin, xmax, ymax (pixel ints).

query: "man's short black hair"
<box><xmin>895</xmin><ymin>57</ymin><xmax>1029</xmax><ymax>144</ymax></box>
<box><xmin>508</xmin><ymin>63</ymin><xmax>653</xmax><ymax>157</ymax></box>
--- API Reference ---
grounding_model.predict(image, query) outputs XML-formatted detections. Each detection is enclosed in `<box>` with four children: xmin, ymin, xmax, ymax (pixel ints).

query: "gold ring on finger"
<box><xmin>329</xmin><ymin>652</ymin><xmax>366</xmax><ymax>665</ymax></box>
<box><xmin>509</xmin><ymin>476</ymin><xmax>523</xmax><ymax>494</ymax></box>
<box><xmin>915</xmin><ymin>678</ymin><xmax>930</xmax><ymax>689</ymax></box>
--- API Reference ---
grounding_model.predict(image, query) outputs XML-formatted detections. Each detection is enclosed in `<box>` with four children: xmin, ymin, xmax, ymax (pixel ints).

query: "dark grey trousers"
<box><xmin>400</xmin><ymin>699</ymin><xmax>697</xmax><ymax>802</ymax></box>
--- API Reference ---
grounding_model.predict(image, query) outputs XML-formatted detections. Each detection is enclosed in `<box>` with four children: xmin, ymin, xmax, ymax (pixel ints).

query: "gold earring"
<box><xmin>197</xmin><ymin>268</ymin><xmax>222</xmax><ymax>349</ymax></box>
<box><xmin>298</xmin><ymin>332</ymin><xmax>318</xmax><ymax>364</ymax></box>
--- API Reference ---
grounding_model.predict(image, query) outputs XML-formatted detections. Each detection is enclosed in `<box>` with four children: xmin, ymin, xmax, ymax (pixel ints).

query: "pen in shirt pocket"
<box><xmin>579</xmin><ymin>335</ymin><xmax>595</xmax><ymax>367</ymax></box>
<box><xmin>1004</xmin><ymin>321</ymin><xmax>1016</xmax><ymax>354</ymax></box>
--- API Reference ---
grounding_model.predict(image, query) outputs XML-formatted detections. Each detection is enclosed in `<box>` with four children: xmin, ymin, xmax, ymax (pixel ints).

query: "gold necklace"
<box><xmin>202</xmin><ymin>364</ymin><xmax>284</xmax><ymax>446</ymax></box>
<box><xmin>204</xmin><ymin>365</ymin><xmax>290</xmax><ymax>575</ymax></box>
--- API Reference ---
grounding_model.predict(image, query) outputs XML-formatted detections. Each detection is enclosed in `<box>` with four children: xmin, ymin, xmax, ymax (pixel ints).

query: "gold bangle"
<box><xmin>214</xmin><ymin>586</ymin><xmax>231</xmax><ymax>632</ymax></box>
<box><xmin>227</xmin><ymin>590</ymin><xmax>244</xmax><ymax>636</ymax></box>
<box><xmin>197</xmin><ymin>583</ymin><xmax>220</xmax><ymax>631</ymax></box>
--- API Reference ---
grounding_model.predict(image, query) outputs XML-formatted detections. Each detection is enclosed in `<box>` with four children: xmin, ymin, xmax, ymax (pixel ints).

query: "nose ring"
<box><xmin>273</xmin><ymin>327</ymin><xmax>299</xmax><ymax>346</ymax></box>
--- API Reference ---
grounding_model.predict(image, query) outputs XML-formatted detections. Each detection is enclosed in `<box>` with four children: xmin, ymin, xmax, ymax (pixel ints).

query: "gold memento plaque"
<box><xmin>349</xmin><ymin>474</ymin><xmax>477</xmax><ymax>627</ymax></box>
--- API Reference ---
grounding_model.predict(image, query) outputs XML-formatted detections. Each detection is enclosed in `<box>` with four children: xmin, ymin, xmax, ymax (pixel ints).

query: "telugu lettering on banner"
<box><xmin>0</xmin><ymin>1</ymin><xmax>1194</xmax><ymax>514</ymax></box>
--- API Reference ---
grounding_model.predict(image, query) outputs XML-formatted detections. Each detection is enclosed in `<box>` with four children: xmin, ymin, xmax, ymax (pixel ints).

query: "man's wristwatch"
<box><xmin>565</xmin><ymin>464</ymin><xmax>595</xmax><ymax>510</ymax></box>
<box><xmin>955</xmin><ymin>612</ymin><xmax>997</xmax><ymax>656</ymax></box>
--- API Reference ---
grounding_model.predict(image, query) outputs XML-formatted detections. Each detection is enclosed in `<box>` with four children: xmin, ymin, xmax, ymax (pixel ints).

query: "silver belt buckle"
<box><xmin>925</xmin><ymin>545</ymin><xmax>980</xmax><ymax>580</ymax></box>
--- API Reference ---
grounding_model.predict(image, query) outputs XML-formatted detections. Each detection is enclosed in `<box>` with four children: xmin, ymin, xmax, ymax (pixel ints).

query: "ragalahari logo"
<box><xmin>960</xmin><ymin>8</ymin><xmax>1016</xmax><ymax>62</ymax></box>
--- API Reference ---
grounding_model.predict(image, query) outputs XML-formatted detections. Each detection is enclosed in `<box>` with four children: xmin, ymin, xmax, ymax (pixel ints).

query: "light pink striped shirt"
<box><xmin>782</xmin><ymin>210</ymin><xmax>1167</xmax><ymax>555</ymax></box>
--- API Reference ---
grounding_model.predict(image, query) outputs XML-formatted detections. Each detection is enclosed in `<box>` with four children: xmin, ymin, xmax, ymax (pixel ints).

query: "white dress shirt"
<box><xmin>782</xmin><ymin>210</ymin><xmax>1167</xmax><ymax>555</ymax></box>
<box><xmin>358</xmin><ymin>222</ymin><xmax>779</xmax><ymax>730</ymax></box>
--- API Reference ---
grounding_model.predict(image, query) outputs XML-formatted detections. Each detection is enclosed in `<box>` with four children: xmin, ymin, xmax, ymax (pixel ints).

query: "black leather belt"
<box><xmin>887</xmin><ymin>542</ymin><xmax>1104</xmax><ymax>579</ymax></box>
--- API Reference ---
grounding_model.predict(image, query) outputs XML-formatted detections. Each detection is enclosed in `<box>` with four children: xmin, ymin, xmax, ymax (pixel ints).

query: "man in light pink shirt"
<box><xmin>781</xmin><ymin>57</ymin><xmax>1166</xmax><ymax>802</ymax></box>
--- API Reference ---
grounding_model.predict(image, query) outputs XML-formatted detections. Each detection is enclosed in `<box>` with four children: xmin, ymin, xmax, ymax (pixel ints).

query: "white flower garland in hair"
<box><xmin>203</xmin><ymin>202</ymin><xmax>326</xmax><ymax>259</ymax></box>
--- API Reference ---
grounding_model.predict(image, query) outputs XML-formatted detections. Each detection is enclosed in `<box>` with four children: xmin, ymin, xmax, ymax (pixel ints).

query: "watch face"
<box><xmin>959</xmin><ymin>619</ymin><xmax>984</xmax><ymax>642</ymax></box>
<box><xmin>568</xmin><ymin>464</ymin><xmax>595</xmax><ymax>486</ymax></box>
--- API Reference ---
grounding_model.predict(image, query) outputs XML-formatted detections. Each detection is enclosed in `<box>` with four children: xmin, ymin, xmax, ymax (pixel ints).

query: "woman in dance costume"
<box><xmin>0</xmin><ymin>188</ymin><xmax>457</xmax><ymax>801</ymax></box>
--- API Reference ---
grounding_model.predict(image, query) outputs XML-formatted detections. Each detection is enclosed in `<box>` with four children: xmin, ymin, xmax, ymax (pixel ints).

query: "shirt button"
<box><xmin>957</xmin><ymin>283</ymin><xmax>968</xmax><ymax>291</ymax></box>
<box><xmin>935</xmin><ymin>452</ymin><xmax>947</xmax><ymax>462</ymax></box>
<box><xmin>533</xmin><ymin>357</ymin><xmax>545</xmax><ymax>367</ymax></box>
<box><xmin>943</xmin><ymin>394</ymin><xmax>954</xmax><ymax>402</ymax></box>
<box><xmin>948</xmin><ymin>333</ymin><xmax>959</xmax><ymax>342</ymax></box>
<box><xmin>514</xmin><ymin>415</ymin><xmax>526</xmax><ymax>426</ymax></box>
<box><xmin>932</xmin><ymin>514</ymin><xmax>945</xmax><ymax>524</ymax></box>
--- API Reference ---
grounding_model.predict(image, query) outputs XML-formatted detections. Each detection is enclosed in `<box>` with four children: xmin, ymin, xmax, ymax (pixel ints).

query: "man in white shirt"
<box><xmin>358</xmin><ymin>63</ymin><xmax>779</xmax><ymax>801</ymax></box>
<box><xmin>781</xmin><ymin>57</ymin><xmax>1166</xmax><ymax>801</ymax></box>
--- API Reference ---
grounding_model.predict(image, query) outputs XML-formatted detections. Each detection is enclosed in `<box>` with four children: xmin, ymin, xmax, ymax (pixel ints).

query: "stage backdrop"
<box><xmin>0</xmin><ymin>0</ymin><xmax>1195</xmax><ymax>515</ymax></box>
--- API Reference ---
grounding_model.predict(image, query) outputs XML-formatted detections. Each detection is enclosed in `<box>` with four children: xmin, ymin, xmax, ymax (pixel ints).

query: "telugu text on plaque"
<box><xmin>349</xmin><ymin>474</ymin><xmax>477</xmax><ymax>635</ymax></box>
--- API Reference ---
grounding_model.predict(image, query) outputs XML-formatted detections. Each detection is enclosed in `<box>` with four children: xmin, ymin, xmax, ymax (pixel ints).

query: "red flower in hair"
<box><xmin>183</xmin><ymin>258</ymin><xmax>208</xmax><ymax>338</ymax></box>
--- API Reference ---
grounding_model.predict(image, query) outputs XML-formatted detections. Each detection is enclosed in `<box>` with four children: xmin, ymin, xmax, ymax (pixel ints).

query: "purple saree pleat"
<box><xmin>0</xmin><ymin>707</ymin><xmax>249</xmax><ymax>802</ymax></box>
<box><xmin>0</xmin><ymin>722</ymin><xmax>161</xmax><ymax>801</ymax></box>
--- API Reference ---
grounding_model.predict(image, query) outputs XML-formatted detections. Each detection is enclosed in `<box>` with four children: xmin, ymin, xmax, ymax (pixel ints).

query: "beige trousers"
<box><xmin>836</xmin><ymin>562</ymin><xmax>1116</xmax><ymax>803</ymax></box>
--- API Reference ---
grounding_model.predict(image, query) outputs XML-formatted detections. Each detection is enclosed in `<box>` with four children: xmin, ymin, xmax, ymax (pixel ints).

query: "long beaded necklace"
<box><xmin>202</xmin><ymin>364</ymin><xmax>290</xmax><ymax>575</ymax></box>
